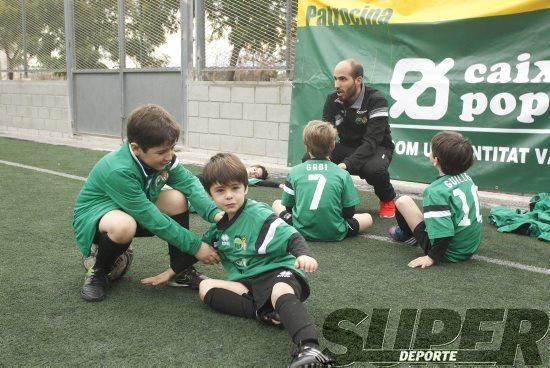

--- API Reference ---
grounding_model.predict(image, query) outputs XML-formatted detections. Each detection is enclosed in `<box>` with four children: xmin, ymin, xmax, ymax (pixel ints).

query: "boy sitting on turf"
<box><xmin>272</xmin><ymin>120</ymin><xmax>372</xmax><ymax>241</ymax></box>
<box><xmin>73</xmin><ymin>104</ymin><xmax>221</xmax><ymax>302</ymax></box>
<box><xmin>197</xmin><ymin>153</ymin><xmax>335</xmax><ymax>368</ymax></box>
<box><xmin>389</xmin><ymin>131</ymin><xmax>482</xmax><ymax>268</ymax></box>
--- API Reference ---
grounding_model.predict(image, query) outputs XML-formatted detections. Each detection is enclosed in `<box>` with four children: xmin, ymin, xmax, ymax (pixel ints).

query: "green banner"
<box><xmin>289</xmin><ymin>1</ymin><xmax>550</xmax><ymax>192</ymax></box>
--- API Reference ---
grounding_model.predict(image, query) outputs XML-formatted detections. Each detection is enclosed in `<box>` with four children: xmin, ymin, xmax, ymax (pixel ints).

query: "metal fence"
<box><xmin>197</xmin><ymin>0</ymin><xmax>298</xmax><ymax>81</ymax></box>
<box><xmin>0</xmin><ymin>0</ymin><xmax>297</xmax><ymax>80</ymax></box>
<box><xmin>0</xmin><ymin>0</ymin><xmax>66</xmax><ymax>80</ymax></box>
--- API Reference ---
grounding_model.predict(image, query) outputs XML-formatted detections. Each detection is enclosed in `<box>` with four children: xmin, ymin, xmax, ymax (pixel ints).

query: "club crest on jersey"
<box><xmin>335</xmin><ymin>114</ymin><xmax>343</xmax><ymax>126</ymax></box>
<box><xmin>234</xmin><ymin>236</ymin><xmax>247</xmax><ymax>250</ymax></box>
<box><xmin>354</xmin><ymin>110</ymin><xmax>368</xmax><ymax>125</ymax></box>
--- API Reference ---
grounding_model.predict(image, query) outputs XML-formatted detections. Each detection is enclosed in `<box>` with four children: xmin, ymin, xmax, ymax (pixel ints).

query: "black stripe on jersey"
<box><xmin>284</xmin><ymin>180</ymin><xmax>293</xmax><ymax>190</ymax></box>
<box><xmin>423</xmin><ymin>205</ymin><xmax>450</xmax><ymax>212</ymax></box>
<box><xmin>255</xmin><ymin>214</ymin><xmax>280</xmax><ymax>251</ymax></box>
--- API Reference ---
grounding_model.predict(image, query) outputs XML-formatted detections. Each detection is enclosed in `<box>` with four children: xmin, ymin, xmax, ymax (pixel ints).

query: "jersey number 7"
<box><xmin>308</xmin><ymin>174</ymin><xmax>327</xmax><ymax>210</ymax></box>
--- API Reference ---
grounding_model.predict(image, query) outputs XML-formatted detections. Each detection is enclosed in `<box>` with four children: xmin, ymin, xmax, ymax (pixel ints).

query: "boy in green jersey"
<box><xmin>273</xmin><ymin>120</ymin><xmax>372</xmax><ymax>241</ymax></box>
<box><xmin>197</xmin><ymin>153</ymin><xmax>334</xmax><ymax>368</ymax></box>
<box><xmin>73</xmin><ymin>104</ymin><xmax>221</xmax><ymax>302</ymax></box>
<box><xmin>389</xmin><ymin>131</ymin><xmax>482</xmax><ymax>268</ymax></box>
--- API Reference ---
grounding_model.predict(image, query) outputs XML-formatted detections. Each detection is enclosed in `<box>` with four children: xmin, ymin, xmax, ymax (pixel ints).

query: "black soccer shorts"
<box><xmin>238</xmin><ymin>268</ymin><xmax>310</xmax><ymax>312</ymax></box>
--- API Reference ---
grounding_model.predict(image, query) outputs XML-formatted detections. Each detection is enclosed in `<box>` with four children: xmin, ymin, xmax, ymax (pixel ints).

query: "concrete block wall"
<box><xmin>187</xmin><ymin>81</ymin><xmax>292</xmax><ymax>165</ymax></box>
<box><xmin>0</xmin><ymin>80</ymin><xmax>293</xmax><ymax>166</ymax></box>
<box><xmin>0</xmin><ymin>81</ymin><xmax>72</xmax><ymax>138</ymax></box>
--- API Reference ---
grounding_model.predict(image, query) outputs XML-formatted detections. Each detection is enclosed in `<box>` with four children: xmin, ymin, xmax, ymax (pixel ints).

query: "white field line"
<box><xmin>363</xmin><ymin>235</ymin><xmax>550</xmax><ymax>276</ymax></box>
<box><xmin>0</xmin><ymin>160</ymin><xmax>86</xmax><ymax>182</ymax></box>
<box><xmin>2</xmin><ymin>159</ymin><xmax>548</xmax><ymax>275</ymax></box>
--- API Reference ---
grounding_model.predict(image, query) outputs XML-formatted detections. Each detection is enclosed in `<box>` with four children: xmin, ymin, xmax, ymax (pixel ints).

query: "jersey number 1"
<box><xmin>453</xmin><ymin>185</ymin><xmax>482</xmax><ymax>226</ymax></box>
<box><xmin>308</xmin><ymin>174</ymin><xmax>326</xmax><ymax>210</ymax></box>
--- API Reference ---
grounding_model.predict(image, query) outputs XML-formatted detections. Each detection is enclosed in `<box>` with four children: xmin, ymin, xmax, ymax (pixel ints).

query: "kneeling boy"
<box><xmin>73</xmin><ymin>104</ymin><xmax>221</xmax><ymax>302</ymax></box>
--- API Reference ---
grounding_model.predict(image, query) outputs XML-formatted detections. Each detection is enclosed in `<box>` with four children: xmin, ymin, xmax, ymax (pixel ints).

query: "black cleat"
<box><xmin>388</xmin><ymin>226</ymin><xmax>418</xmax><ymax>246</ymax></box>
<box><xmin>289</xmin><ymin>345</ymin><xmax>335</xmax><ymax>368</ymax></box>
<box><xmin>80</xmin><ymin>268</ymin><xmax>110</xmax><ymax>302</ymax></box>
<box><xmin>167</xmin><ymin>267</ymin><xmax>208</xmax><ymax>290</ymax></box>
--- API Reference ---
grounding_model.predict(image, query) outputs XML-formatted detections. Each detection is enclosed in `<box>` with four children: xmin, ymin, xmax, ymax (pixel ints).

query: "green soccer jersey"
<box><xmin>423</xmin><ymin>172</ymin><xmax>482</xmax><ymax>262</ymax></box>
<box><xmin>73</xmin><ymin>141</ymin><xmax>219</xmax><ymax>256</ymax></box>
<box><xmin>281</xmin><ymin>159</ymin><xmax>360</xmax><ymax>241</ymax></box>
<box><xmin>201</xmin><ymin>199</ymin><xmax>304</xmax><ymax>281</ymax></box>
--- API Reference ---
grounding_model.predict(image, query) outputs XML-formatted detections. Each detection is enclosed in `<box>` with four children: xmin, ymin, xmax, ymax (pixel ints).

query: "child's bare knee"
<box><xmin>157</xmin><ymin>190</ymin><xmax>187</xmax><ymax>215</ymax></box>
<box><xmin>271</xmin><ymin>282</ymin><xmax>294</xmax><ymax>305</ymax></box>
<box><xmin>107</xmin><ymin>217</ymin><xmax>137</xmax><ymax>243</ymax></box>
<box><xmin>360</xmin><ymin>213</ymin><xmax>373</xmax><ymax>230</ymax></box>
<box><xmin>395</xmin><ymin>195</ymin><xmax>413</xmax><ymax>210</ymax></box>
<box><xmin>198</xmin><ymin>280</ymin><xmax>214</xmax><ymax>301</ymax></box>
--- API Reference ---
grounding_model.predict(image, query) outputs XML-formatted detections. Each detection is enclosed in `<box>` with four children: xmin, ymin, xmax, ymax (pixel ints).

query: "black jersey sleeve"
<box><xmin>287</xmin><ymin>233</ymin><xmax>311</xmax><ymax>257</ymax></box>
<box><xmin>427</xmin><ymin>236</ymin><xmax>452</xmax><ymax>263</ymax></box>
<box><xmin>342</xmin><ymin>205</ymin><xmax>356</xmax><ymax>219</ymax></box>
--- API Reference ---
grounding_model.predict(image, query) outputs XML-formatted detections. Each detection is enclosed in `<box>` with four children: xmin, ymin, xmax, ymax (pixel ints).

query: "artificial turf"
<box><xmin>1</xmin><ymin>137</ymin><xmax>548</xmax><ymax>367</ymax></box>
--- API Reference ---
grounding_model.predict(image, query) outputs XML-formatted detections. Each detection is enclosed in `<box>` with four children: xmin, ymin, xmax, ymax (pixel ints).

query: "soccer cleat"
<box><xmin>167</xmin><ymin>267</ymin><xmax>208</xmax><ymax>290</ymax></box>
<box><xmin>388</xmin><ymin>225</ymin><xmax>418</xmax><ymax>246</ymax></box>
<box><xmin>289</xmin><ymin>345</ymin><xmax>335</xmax><ymax>368</ymax></box>
<box><xmin>82</xmin><ymin>244</ymin><xmax>134</xmax><ymax>281</ymax></box>
<box><xmin>81</xmin><ymin>268</ymin><xmax>111</xmax><ymax>302</ymax></box>
<box><xmin>379</xmin><ymin>200</ymin><xmax>396</xmax><ymax>218</ymax></box>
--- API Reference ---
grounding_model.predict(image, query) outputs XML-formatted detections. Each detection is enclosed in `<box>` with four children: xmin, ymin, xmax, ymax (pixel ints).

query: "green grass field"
<box><xmin>1</xmin><ymin>137</ymin><xmax>548</xmax><ymax>367</ymax></box>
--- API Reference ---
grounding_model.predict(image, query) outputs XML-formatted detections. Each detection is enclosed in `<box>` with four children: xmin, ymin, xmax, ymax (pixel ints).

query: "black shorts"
<box><xmin>345</xmin><ymin>217</ymin><xmax>360</xmax><ymax>238</ymax></box>
<box><xmin>413</xmin><ymin>221</ymin><xmax>431</xmax><ymax>255</ymax></box>
<box><xmin>238</xmin><ymin>268</ymin><xmax>310</xmax><ymax>311</ymax></box>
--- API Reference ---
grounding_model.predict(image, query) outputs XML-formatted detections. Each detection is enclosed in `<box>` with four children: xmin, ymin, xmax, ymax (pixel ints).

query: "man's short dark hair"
<box><xmin>202</xmin><ymin>153</ymin><xmax>249</xmax><ymax>193</ymax></box>
<box><xmin>126</xmin><ymin>104</ymin><xmax>180</xmax><ymax>151</ymax></box>
<box><xmin>431</xmin><ymin>131</ymin><xmax>474</xmax><ymax>175</ymax></box>
<box><xmin>347</xmin><ymin>59</ymin><xmax>364</xmax><ymax>79</ymax></box>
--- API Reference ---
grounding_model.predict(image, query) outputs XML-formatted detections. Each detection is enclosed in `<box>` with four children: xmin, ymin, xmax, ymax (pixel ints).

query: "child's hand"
<box><xmin>140</xmin><ymin>268</ymin><xmax>176</xmax><ymax>286</ymax></box>
<box><xmin>214</xmin><ymin>211</ymin><xmax>225</xmax><ymax>223</ymax></box>
<box><xmin>295</xmin><ymin>255</ymin><xmax>318</xmax><ymax>273</ymax></box>
<box><xmin>195</xmin><ymin>242</ymin><xmax>220</xmax><ymax>264</ymax></box>
<box><xmin>408</xmin><ymin>255</ymin><xmax>434</xmax><ymax>269</ymax></box>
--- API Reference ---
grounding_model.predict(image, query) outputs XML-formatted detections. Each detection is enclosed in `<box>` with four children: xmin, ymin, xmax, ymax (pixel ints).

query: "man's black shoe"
<box><xmin>81</xmin><ymin>268</ymin><xmax>110</xmax><ymax>302</ymax></box>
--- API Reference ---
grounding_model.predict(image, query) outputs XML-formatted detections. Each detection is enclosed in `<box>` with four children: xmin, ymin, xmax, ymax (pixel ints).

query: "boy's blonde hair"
<box><xmin>302</xmin><ymin>120</ymin><xmax>337</xmax><ymax>159</ymax></box>
<box><xmin>202</xmin><ymin>153</ymin><xmax>248</xmax><ymax>193</ymax></box>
